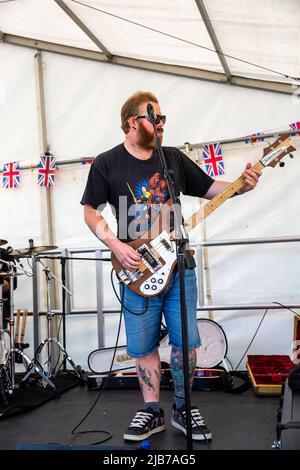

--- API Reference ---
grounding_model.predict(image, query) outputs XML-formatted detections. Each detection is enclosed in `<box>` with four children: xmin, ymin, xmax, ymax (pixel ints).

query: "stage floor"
<box><xmin>0</xmin><ymin>381</ymin><xmax>280</xmax><ymax>450</ymax></box>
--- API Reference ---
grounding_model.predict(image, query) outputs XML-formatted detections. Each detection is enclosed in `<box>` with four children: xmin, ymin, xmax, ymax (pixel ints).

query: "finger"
<box><xmin>243</xmin><ymin>170</ymin><xmax>259</xmax><ymax>182</ymax></box>
<box><xmin>126</xmin><ymin>262</ymin><xmax>140</xmax><ymax>271</ymax></box>
<box><xmin>243</xmin><ymin>177</ymin><xmax>256</xmax><ymax>188</ymax></box>
<box><xmin>128</xmin><ymin>253</ymin><xmax>142</xmax><ymax>263</ymax></box>
<box><xmin>128</xmin><ymin>256</ymin><xmax>141</xmax><ymax>266</ymax></box>
<box><xmin>245</xmin><ymin>167</ymin><xmax>262</xmax><ymax>178</ymax></box>
<box><xmin>128</xmin><ymin>249</ymin><xmax>142</xmax><ymax>261</ymax></box>
<box><xmin>245</xmin><ymin>172</ymin><xmax>259</xmax><ymax>183</ymax></box>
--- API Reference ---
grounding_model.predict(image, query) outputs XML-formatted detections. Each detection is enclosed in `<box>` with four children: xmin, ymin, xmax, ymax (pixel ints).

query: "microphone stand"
<box><xmin>60</xmin><ymin>255</ymin><xmax>67</xmax><ymax>371</ymax></box>
<box><xmin>146</xmin><ymin>104</ymin><xmax>193</xmax><ymax>451</ymax></box>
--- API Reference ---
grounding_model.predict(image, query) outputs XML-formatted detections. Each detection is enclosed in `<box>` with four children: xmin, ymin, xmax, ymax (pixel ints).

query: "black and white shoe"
<box><xmin>171</xmin><ymin>404</ymin><xmax>212</xmax><ymax>441</ymax></box>
<box><xmin>123</xmin><ymin>407</ymin><xmax>165</xmax><ymax>441</ymax></box>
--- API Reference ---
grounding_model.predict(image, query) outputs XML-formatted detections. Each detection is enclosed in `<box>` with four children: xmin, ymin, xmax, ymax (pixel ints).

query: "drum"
<box><xmin>88</xmin><ymin>318</ymin><xmax>228</xmax><ymax>373</ymax></box>
<box><xmin>155</xmin><ymin>318</ymin><xmax>228</xmax><ymax>368</ymax></box>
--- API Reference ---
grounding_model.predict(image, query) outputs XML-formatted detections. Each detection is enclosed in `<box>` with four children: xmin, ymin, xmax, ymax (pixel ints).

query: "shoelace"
<box><xmin>129</xmin><ymin>411</ymin><xmax>154</xmax><ymax>429</ymax></box>
<box><xmin>181</xmin><ymin>408</ymin><xmax>205</xmax><ymax>427</ymax></box>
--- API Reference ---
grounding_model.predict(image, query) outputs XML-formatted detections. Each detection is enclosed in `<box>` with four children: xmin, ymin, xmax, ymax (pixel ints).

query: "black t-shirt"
<box><xmin>81</xmin><ymin>143</ymin><xmax>214</xmax><ymax>243</ymax></box>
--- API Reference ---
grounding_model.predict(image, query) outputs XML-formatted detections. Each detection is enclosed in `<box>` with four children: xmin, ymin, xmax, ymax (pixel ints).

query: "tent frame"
<box><xmin>0</xmin><ymin>31</ymin><xmax>296</xmax><ymax>95</ymax></box>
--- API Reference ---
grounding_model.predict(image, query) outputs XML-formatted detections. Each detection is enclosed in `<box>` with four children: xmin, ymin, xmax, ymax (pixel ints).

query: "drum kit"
<box><xmin>0</xmin><ymin>238</ymin><xmax>81</xmax><ymax>403</ymax></box>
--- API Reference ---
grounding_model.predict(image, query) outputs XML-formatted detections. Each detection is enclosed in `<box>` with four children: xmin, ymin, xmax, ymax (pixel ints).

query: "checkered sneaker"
<box><xmin>171</xmin><ymin>404</ymin><xmax>212</xmax><ymax>441</ymax></box>
<box><xmin>124</xmin><ymin>407</ymin><xmax>165</xmax><ymax>441</ymax></box>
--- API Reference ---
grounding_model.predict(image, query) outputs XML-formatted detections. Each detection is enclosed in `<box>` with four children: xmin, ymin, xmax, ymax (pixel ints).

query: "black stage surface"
<box><xmin>0</xmin><ymin>379</ymin><xmax>280</xmax><ymax>451</ymax></box>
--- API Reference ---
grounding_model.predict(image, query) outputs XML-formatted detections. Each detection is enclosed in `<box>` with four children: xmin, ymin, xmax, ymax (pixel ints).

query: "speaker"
<box><xmin>277</xmin><ymin>380</ymin><xmax>300</xmax><ymax>449</ymax></box>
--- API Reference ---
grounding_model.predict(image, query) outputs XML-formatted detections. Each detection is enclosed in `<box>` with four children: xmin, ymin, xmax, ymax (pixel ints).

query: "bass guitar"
<box><xmin>111</xmin><ymin>134</ymin><xmax>295</xmax><ymax>297</ymax></box>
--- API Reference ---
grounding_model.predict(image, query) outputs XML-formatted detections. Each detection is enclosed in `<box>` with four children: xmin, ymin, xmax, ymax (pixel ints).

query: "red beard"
<box><xmin>136</xmin><ymin>122</ymin><xmax>163</xmax><ymax>149</ymax></box>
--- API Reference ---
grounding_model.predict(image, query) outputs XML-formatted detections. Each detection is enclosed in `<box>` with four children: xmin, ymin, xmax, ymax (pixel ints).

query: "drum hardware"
<box><xmin>14</xmin><ymin>309</ymin><xmax>30</xmax><ymax>364</ymax></box>
<box><xmin>0</xmin><ymin>272</ymin><xmax>25</xmax><ymax>278</ymax></box>
<box><xmin>88</xmin><ymin>318</ymin><xmax>229</xmax><ymax>374</ymax></box>
<box><xmin>9</xmin><ymin>245</ymin><xmax>58</xmax><ymax>258</ymax></box>
<box><xmin>26</xmin><ymin>258</ymin><xmax>83</xmax><ymax>384</ymax></box>
<box><xmin>0</xmin><ymin>256</ymin><xmax>58</xmax><ymax>397</ymax></box>
<box><xmin>0</xmin><ymin>281</ymin><xmax>9</xmax><ymax>404</ymax></box>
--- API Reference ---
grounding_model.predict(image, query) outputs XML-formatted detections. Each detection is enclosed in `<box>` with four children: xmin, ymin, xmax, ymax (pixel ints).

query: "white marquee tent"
<box><xmin>0</xmin><ymin>0</ymin><xmax>300</xmax><ymax>371</ymax></box>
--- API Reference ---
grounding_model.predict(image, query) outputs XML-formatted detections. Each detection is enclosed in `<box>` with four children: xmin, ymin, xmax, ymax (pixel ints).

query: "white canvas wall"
<box><xmin>1</xmin><ymin>43</ymin><xmax>300</xmax><ymax>370</ymax></box>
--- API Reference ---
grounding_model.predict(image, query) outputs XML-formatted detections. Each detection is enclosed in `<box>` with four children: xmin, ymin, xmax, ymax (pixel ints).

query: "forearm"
<box><xmin>83</xmin><ymin>205</ymin><xmax>141</xmax><ymax>270</ymax></box>
<box><xmin>204</xmin><ymin>163</ymin><xmax>262</xmax><ymax>199</ymax></box>
<box><xmin>83</xmin><ymin>205</ymin><xmax>121</xmax><ymax>252</ymax></box>
<box><xmin>204</xmin><ymin>180</ymin><xmax>239</xmax><ymax>200</ymax></box>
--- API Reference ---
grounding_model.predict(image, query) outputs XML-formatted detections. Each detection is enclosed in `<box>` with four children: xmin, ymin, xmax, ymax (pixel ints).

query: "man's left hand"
<box><xmin>238</xmin><ymin>162</ymin><xmax>262</xmax><ymax>194</ymax></box>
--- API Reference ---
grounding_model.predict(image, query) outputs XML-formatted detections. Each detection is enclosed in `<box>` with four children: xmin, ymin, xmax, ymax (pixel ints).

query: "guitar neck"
<box><xmin>171</xmin><ymin>161</ymin><xmax>264</xmax><ymax>237</ymax></box>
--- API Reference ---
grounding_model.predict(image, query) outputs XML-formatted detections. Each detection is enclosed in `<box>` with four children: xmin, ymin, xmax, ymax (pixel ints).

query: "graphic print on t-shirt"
<box><xmin>127</xmin><ymin>172</ymin><xmax>169</xmax><ymax>235</ymax></box>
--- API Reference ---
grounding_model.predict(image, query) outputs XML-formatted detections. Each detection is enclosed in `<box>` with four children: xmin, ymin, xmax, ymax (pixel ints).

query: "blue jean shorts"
<box><xmin>120</xmin><ymin>268</ymin><xmax>200</xmax><ymax>357</ymax></box>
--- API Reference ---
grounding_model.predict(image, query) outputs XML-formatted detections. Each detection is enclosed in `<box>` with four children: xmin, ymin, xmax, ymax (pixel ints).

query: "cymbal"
<box><xmin>0</xmin><ymin>272</ymin><xmax>24</xmax><ymax>278</ymax></box>
<box><xmin>0</xmin><ymin>239</ymin><xmax>8</xmax><ymax>247</ymax></box>
<box><xmin>10</xmin><ymin>246</ymin><xmax>58</xmax><ymax>257</ymax></box>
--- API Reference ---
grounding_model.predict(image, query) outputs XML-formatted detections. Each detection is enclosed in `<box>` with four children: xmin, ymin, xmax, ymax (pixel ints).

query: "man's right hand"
<box><xmin>112</xmin><ymin>241</ymin><xmax>141</xmax><ymax>271</ymax></box>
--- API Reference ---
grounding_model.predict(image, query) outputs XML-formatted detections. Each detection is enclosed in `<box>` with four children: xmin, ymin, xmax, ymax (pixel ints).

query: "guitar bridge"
<box><xmin>119</xmin><ymin>268</ymin><xmax>143</xmax><ymax>284</ymax></box>
<box><xmin>137</xmin><ymin>244</ymin><xmax>162</xmax><ymax>273</ymax></box>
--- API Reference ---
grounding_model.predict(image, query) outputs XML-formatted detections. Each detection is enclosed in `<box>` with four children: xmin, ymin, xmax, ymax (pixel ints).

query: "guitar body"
<box><xmin>111</xmin><ymin>199</ymin><xmax>178</xmax><ymax>297</ymax></box>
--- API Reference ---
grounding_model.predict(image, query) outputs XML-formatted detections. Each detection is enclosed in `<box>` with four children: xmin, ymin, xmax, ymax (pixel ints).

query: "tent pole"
<box><xmin>34</xmin><ymin>51</ymin><xmax>60</xmax><ymax>362</ymax></box>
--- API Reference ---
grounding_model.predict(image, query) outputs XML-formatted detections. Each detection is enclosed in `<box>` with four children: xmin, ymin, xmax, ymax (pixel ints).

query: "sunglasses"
<box><xmin>135</xmin><ymin>114</ymin><xmax>167</xmax><ymax>125</ymax></box>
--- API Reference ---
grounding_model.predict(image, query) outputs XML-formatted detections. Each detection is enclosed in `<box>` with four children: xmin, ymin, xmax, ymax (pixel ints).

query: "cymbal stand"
<box><xmin>0</xmin><ymin>257</ymin><xmax>58</xmax><ymax>395</ymax></box>
<box><xmin>0</xmin><ymin>281</ymin><xmax>8</xmax><ymax>404</ymax></box>
<box><xmin>33</xmin><ymin>259</ymin><xmax>82</xmax><ymax>381</ymax></box>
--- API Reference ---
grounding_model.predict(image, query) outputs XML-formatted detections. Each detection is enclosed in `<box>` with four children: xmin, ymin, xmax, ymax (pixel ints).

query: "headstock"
<box><xmin>260</xmin><ymin>133</ymin><xmax>296</xmax><ymax>168</ymax></box>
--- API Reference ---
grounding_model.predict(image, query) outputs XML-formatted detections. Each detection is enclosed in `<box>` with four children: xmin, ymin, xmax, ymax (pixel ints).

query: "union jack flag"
<box><xmin>37</xmin><ymin>154</ymin><xmax>56</xmax><ymax>187</ymax></box>
<box><xmin>2</xmin><ymin>161</ymin><xmax>20</xmax><ymax>188</ymax></box>
<box><xmin>245</xmin><ymin>132</ymin><xmax>265</xmax><ymax>144</ymax></box>
<box><xmin>289</xmin><ymin>121</ymin><xmax>300</xmax><ymax>136</ymax></box>
<box><xmin>202</xmin><ymin>143</ymin><xmax>225</xmax><ymax>177</ymax></box>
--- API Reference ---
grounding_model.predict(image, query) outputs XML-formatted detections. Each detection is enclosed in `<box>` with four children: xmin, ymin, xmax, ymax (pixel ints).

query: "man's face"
<box><xmin>135</xmin><ymin>101</ymin><xmax>164</xmax><ymax>149</ymax></box>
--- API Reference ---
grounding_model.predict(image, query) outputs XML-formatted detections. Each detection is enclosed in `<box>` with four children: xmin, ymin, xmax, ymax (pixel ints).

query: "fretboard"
<box><xmin>170</xmin><ymin>161</ymin><xmax>264</xmax><ymax>238</ymax></box>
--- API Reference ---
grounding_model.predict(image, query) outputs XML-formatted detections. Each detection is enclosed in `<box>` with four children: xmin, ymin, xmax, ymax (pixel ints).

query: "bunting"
<box><xmin>2</xmin><ymin>161</ymin><xmax>20</xmax><ymax>188</ymax></box>
<box><xmin>37</xmin><ymin>154</ymin><xmax>56</xmax><ymax>187</ymax></box>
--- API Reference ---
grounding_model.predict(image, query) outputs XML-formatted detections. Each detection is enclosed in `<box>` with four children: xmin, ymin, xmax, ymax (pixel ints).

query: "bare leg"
<box><xmin>136</xmin><ymin>349</ymin><xmax>161</xmax><ymax>403</ymax></box>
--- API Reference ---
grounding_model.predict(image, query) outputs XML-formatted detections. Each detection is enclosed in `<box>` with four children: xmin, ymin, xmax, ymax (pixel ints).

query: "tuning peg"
<box><xmin>289</xmin><ymin>153</ymin><xmax>294</xmax><ymax>159</ymax></box>
<box><xmin>279</xmin><ymin>161</ymin><xmax>285</xmax><ymax>167</ymax></box>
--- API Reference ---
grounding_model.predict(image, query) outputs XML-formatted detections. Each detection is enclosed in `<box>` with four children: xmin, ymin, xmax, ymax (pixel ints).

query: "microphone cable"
<box><xmin>69</xmin><ymin>279</ymin><xmax>126</xmax><ymax>445</ymax></box>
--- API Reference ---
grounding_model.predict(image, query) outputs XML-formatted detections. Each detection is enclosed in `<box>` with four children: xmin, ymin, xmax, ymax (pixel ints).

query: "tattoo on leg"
<box><xmin>154</xmin><ymin>367</ymin><xmax>160</xmax><ymax>380</ymax></box>
<box><xmin>170</xmin><ymin>347</ymin><xmax>197</xmax><ymax>399</ymax></box>
<box><xmin>138</xmin><ymin>365</ymin><xmax>155</xmax><ymax>392</ymax></box>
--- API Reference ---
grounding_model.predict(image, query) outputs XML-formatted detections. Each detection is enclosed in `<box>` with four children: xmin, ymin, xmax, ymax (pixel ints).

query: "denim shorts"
<box><xmin>120</xmin><ymin>268</ymin><xmax>200</xmax><ymax>357</ymax></box>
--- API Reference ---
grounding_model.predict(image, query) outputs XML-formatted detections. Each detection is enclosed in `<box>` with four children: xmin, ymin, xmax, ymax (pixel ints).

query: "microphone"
<box><xmin>29</xmin><ymin>239</ymin><xmax>34</xmax><ymax>250</ymax></box>
<box><xmin>147</xmin><ymin>103</ymin><xmax>156</xmax><ymax>123</ymax></box>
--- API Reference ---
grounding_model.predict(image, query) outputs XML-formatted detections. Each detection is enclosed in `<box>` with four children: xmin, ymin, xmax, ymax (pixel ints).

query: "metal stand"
<box><xmin>0</xmin><ymin>282</ymin><xmax>8</xmax><ymax>404</ymax></box>
<box><xmin>147</xmin><ymin>104</ymin><xmax>193</xmax><ymax>450</ymax></box>
<box><xmin>32</xmin><ymin>260</ymin><xmax>82</xmax><ymax>383</ymax></box>
<box><xmin>0</xmin><ymin>257</ymin><xmax>58</xmax><ymax>397</ymax></box>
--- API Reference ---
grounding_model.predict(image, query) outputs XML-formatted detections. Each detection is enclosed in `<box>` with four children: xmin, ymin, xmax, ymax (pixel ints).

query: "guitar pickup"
<box><xmin>160</xmin><ymin>237</ymin><xmax>173</xmax><ymax>252</ymax></box>
<box><xmin>137</xmin><ymin>244</ymin><xmax>162</xmax><ymax>272</ymax></box>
